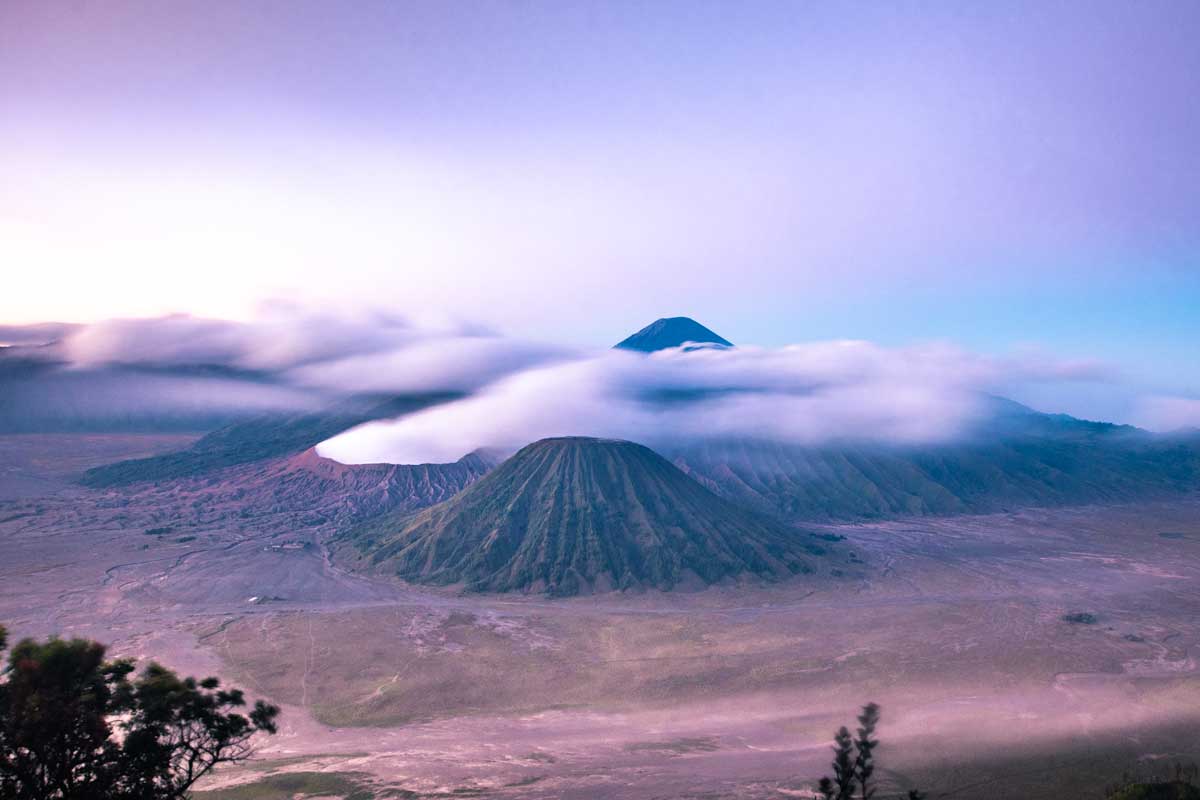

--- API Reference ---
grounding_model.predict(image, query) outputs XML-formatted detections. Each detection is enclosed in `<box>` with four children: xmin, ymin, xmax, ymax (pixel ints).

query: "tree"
<box><xmin>0</xmin><ymin>625</ymin><xmax>278</xmax><ymax>799</ymax></box>
<box><xmin>854</xmin><ymin>702</ymin><xmax>881</xmax><ymax>800</ymax></box>
<box><xmin>0</xmin><ymin>634</ymin><xmax>124</xmax><ymax>799</ymax></box>
<box><xmin>116</xmin><ymin>663</ymin><xmax>279</xmax><ymax>799</ymax></box>
<box><xmin>816</xmin><ymin>703</ymin><xmax>920</xmax><ymax>800</ymax></box>
<box><xmin>831</xmin><ymin>726</ymin><xmax>856</xmax><ymax>800</ymax></box>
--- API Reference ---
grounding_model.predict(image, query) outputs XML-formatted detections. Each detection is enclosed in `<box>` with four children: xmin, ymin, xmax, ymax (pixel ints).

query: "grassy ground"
<box><xmin>193</xmin><ymin>771</ymin><xmax>375</xmax><ymax>800</ymax></box>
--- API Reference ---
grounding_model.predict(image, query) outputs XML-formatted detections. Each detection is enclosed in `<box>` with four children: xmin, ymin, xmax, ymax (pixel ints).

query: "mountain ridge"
<box><xmin>667</xmin><ymin>414</ymin><xmax>1200</xmax><ymax>522</ymax></box>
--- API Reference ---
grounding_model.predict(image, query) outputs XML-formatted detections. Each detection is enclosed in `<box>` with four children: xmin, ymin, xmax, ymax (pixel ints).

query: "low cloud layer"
<box><xmin>7</xmin><ymin>308</ymin><xmax>562</xmax><ymax>386</ymax></box>
<box><xmin>1134</xmin><ymin>395</ymin><xmax>1200</xmax><ymax>433</ymax></box>
<box><xmin>1</xmin><ymin>310</ymin><xmax>1142</xmax><ymax>457</ymax></box>
<box><xmin>0</xmin><ymin>322</ymin><xmax>80</xmax><ymax>347</ymax></box>
<box><xmin>0</xmin><ymin>308</ymin><xmax>567</xmax><ymax>428</ymax></box>
<box><xmin>317</xmin><ymin>341</ymin><xmax>1112</xmax><ymax>465</ymax></box>
<box><xmin>56</xmin><ymin>308</ymin><xmax>540</xmax><ymax>376</ymax></box>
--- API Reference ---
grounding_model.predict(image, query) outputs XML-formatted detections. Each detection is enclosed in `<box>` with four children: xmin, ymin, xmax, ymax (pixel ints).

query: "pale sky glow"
<box><xmin>2</xmin><ymin>1</ymin><xmax>1199</xmax><ymax>416</ymax></box>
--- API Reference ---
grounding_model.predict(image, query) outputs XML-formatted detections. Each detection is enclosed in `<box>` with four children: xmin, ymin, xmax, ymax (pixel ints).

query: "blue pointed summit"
<box><xmin>614</xmin><ymin>317</ymin><xmax>733</xmax><ymax>352</ymax></box>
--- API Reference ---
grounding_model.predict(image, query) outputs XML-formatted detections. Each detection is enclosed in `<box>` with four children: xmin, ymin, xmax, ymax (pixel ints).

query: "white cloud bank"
<box><xmin>2</xmin><ymin>308</ymin><xmax>568</xmax><ymax>424</ymax></box>
<box><xmin>316</xmin><ymin>340</ymin><xmax>1112</xmax><ymax>465</ymax></box>
<box><xmin>32</xmin><ymin>308</ymin><xmax>565</xmax><ymax>394</ymax></box>
<box><xmin>6</xmin><ymin>309</ymin><xmax>1146</xmax><ymax>459</ymax></box>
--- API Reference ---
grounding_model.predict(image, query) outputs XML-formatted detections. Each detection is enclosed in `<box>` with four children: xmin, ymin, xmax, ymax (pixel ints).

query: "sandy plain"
<box><xmin>1</xmin><ymin>433</ymin><xmax>1198</xmax><ymax>799</ymax></box>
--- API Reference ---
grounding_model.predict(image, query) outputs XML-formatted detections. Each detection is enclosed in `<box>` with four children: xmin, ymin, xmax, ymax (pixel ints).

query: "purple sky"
<box><xmin>2</xmin><ymin>1</ymin><xmax>1198</xmax><ymax>422</ymax></box>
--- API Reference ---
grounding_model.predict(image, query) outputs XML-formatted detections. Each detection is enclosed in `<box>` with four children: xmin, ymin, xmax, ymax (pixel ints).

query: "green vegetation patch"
<box><xmin>1107</xmin><ymin>781</ymin><xmax>1200</xmax><ymax>800</ymax></box>
<box><xmin>1063</xmin><ymin>612</ymin><xmax>1099</xmax><ymax>624</ymax></box>
<box><xmin>194</xmin><ymin>771</ymin><xmax>374</xmax><ymax>800</ymax></box>
<box><xmin>624</xmin><ymin>736</ymin><xmax>721</xmax><ymax>755</ymax></box>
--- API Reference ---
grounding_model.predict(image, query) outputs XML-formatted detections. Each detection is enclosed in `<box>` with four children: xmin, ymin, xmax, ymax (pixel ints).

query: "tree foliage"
<box><xmin>854</xmin><ymin>702</ymin><xmax>881</xmax><ymax>800</ymax></box>
<box><xmin>830</xmin><ymin>726</ymin><xmax>856</xmax><ymax>799</ymax></box>
<box><xmin>0</xmin><ymin>625</ymin><xmax>278</xmax><ymax>799</ymax></box>
<box><xmin>816</xmin><ymin>703</ymin><xmax>920</xmax><ymax>800</ymax></box>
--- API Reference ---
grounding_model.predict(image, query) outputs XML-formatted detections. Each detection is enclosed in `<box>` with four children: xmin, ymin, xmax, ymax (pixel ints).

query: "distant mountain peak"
<box><xmin>614</xmin><ymin>317</ymin><xmax>733</xmax><ymax>352</ymax></box>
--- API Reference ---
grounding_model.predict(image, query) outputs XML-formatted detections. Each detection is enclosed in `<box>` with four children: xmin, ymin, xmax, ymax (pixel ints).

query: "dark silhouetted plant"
<box><xmin>0</xmin><ymin>624</ymin><xmax>278</xmax><ymax>799</ymax></box>
<box><xmin>817</xmin><ymin>703</ymin><xmax>921</xmax><ymax>800</ymax></box>
<box><xmin>855</xmin><ymin>702</ymin><xmax>881</xmax><ymax>799</ymax></box>
<box><xmin>832</xmin><ymin>725</ymin><xmax>856</xmax><ymax>799</ymax></box>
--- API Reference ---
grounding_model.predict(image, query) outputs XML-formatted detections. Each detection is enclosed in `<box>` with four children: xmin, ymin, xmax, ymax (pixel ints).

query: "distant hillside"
<box><xmin>670</xmin><ymin>403</ymin><xmax>1200</xmax><ymax>522</ymax></box>
<box><xmin>180</xmin><ymin>446</ymin><xmax>499</xmax><ymax>525</ymax></box>
<box><xmin>80</xmin><ymin>384</ymin><xmax>1200</xmax><ymax>524</ymax></box>
<box><xmin>334</xmin><ymin>437</ymin><xmax>833</xmax><ymax>596</ymax></box>
<box><xmin>614</xmin><ymin>317</ymin><xmax>733</xmax><ymax>352</ymax></box>
<box><xmin>81</xmin><ymin>393</ymin><xmax>458</xmax><ymax>487</ymax></box>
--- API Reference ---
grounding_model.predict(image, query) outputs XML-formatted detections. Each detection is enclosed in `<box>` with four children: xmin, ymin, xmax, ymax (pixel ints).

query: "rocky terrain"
<box><xmin>79</xmin><ymin>393</ymin><xmax>461</xmax><ymax>488</ymax></box>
